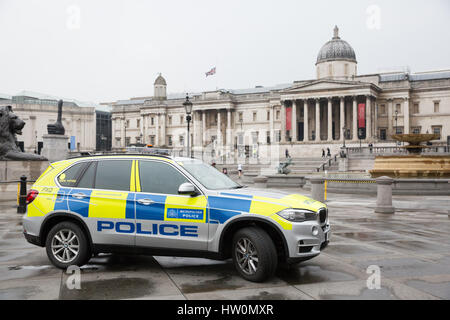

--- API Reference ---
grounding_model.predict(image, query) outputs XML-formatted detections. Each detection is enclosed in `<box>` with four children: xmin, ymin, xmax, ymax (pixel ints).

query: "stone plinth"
<box><xmin>370</xmin><ymin>155</ymin><xmax>450</xmax><ymax>178</ymax></box>
<box><xmin>41</xmin><ymin>134</ymin><xmax>69</xmax><ymax>163</ymax></box>
<box><xmin>310</xmin><ymin>177</ymin><xmax>325</xmax><ymax>202</ymax></box>
<box><xmin>0</xmin><ymin>160</ymin><xmax>49</xmax><ymax>181</ymax></box>
<box><xmin>374</xmin><ymin>176</ymin><xmax>395</xmax><ymax>214</ymax></box>
<box><xmin>253</xmin><ymin>175</ymin><xmax>268</xmax><ymax>189</ymax></box>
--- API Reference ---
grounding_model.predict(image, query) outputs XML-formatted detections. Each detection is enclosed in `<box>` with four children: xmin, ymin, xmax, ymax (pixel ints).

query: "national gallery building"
<box><xmin>107</xmin><ymin>26</ymin><xmax>450</xmax><ymax>159</ymax></box>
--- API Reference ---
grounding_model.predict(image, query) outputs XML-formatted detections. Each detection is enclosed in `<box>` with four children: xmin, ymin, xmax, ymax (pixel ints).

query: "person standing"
<box><xmin>327</xmin><ymin>147</ymin><xmax>331</xmax><ymax>158</ymax></box>
<box><xmin>285</xmin><ymin>149</ymin><xmax>290</xmax><ymax>158</ymax></box>
<box><xmin>237</xmin><ymin>163</ymin><xmax>243</xmax><ymax>179</ymax></box>
<box><xmin>322</xmin><ymin>149</ymin><xmax>325</xmax><ymax>159</ymax></box>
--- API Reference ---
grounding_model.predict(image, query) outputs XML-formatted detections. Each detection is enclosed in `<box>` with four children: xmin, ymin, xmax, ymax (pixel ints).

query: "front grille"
<box><xmin>318</xmin><ymin>208</ymin><xmax>327</xmax><ymax>224</ymax></box>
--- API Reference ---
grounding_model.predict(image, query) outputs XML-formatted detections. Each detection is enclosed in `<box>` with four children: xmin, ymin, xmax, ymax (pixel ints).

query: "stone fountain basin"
<box><xmin>391</xmin><ymin>133</ymin><xmax>440</xmax><ymax>145</ymax></box>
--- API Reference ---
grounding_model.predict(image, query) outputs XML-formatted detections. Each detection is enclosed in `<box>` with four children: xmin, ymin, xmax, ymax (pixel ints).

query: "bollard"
<box><xmin>17</xmin><ymin>175</ymin><xmax>28</xmax><ymax>214</ymax></box>
<box><xmin>374</xmin><ymin>176</ymin><xmax>395</xmax><ymax>214</ymax></box>
<box><xmin>310</xmin><ymin>177</ymin><xmax>325</xmax><ymax>203</ymax></box>
<box><xmin>253</xmin><ymin>175</ymin><xmax>268</xmax><ymax>189</ymax></box>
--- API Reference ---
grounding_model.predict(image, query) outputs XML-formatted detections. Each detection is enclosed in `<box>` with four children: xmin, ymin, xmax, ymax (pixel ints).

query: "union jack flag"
<box><xmin>205</xmin><ymin>67</ymin><xmax>216</xmax><ymax>77</ymax></box>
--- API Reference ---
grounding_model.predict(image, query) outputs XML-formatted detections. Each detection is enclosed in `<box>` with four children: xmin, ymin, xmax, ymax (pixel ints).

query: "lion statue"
<box><xmin>0</xmin><ymin>105</ymin><xmax>47</xmax><ymax>161</ymax></box>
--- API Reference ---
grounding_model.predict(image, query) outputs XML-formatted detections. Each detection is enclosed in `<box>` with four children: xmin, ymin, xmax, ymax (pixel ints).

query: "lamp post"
<box><xmin>342</xmin><ymin>127</ymin><xmax>346</xmax><ymax>148</ymax></box>
<box><xmin>183</xmin><ymin>94</ymin><xmax>193</xmax><ymax>158</ymax></box>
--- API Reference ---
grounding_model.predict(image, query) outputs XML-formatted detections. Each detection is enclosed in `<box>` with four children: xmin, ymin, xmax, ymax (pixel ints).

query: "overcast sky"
<box><xmin>1</xmin><ymin>0</ymin><xmax>449</xmax><ymax>103</ymax></box>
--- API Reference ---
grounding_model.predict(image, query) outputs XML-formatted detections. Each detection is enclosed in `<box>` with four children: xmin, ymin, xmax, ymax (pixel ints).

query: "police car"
<box><xmin>22</xmin><ymin>154</ymin><xmax>330</xmax><ymax>282</ymax></box>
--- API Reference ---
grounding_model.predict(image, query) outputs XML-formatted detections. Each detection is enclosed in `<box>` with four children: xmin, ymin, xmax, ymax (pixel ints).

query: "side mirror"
<box><xmin>178</xmin><ymin>182</ymin><xmax>198</xmax><ymax>196</ymax></box>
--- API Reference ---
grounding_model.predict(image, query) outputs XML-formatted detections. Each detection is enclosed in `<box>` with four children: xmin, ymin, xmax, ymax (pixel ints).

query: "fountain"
<box><xmin>369</xmin><ymin>133</ymin><xmax>450</xmax><ymax>178</ymax></box>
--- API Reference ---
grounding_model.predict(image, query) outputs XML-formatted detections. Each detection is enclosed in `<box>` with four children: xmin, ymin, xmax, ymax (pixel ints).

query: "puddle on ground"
<box><xmin>245</xmin><ymin>291</ymin><xmax>289</xmax><ymax>300</ymax></box>
<box><xmin>276</xmin><ymin>264</ymin><xmax>356</xmax><ymax>285</ymax></box>
<box><xmin>60</xmin><ymin>277</ymin><xmax>154</xmax><ymax>300</ymax></box>
<box><xmin>180</xmin><ymin>274</ymin><xmax>242</xmax><ymax>294</ymax></box>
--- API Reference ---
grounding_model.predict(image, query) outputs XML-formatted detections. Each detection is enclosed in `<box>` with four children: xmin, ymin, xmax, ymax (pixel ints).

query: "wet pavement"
<box><xmin>0</xmin><ymin>191</ymin><xmax>449</xmax><ymax>300</ymax></box>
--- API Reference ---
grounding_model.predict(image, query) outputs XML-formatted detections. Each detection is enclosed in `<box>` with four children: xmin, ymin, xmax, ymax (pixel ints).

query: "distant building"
<box><xmin>106</xmin><ymin>26</ymin><xmax>450</xmax><ymax>158</ymax></box>
<box><xmin>0</xmin><ymin>91</ymin><xmax>98</xmax><ymax>154</ymax></box>
<box><xmin>96</xmin><ymin>110</ymin><xmax>112</xmax><ymax>151</ymax></box>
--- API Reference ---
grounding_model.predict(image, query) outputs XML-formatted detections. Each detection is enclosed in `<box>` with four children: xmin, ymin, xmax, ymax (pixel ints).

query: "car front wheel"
<box><xmin>232</xmin><ymin>227</ymin><xmax>277</xmax><ymax>282</ymax></box>
<box><xmin>45</xmin><ymin>221</ymin><xmax>91</xmax><ymax>269</ymax></box>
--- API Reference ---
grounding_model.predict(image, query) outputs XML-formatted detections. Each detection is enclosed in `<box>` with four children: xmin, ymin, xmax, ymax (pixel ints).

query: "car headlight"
<box><xmin>276</xmin><ymin>209</ymin><xmax>317</xmax><ymax>222</ymax></box>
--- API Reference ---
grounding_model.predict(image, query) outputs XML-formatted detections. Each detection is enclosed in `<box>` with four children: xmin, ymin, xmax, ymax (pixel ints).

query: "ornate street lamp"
<box><xmin>183</xmin><ymin>94</ymin><xmax>193</xmax><ymax>158</ymax></box>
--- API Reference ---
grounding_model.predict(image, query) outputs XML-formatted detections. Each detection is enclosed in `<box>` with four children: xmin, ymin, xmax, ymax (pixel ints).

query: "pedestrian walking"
<box><xmin>327</xmin><ymin>147</ymin><xmax>331</xmax><ymax>158</ymax></box>
<box><xmin>285</xmin><ymin>149</ymin><xmax>290</xmax><ymax>158</ymax></box>
<box><xmin>322</xmin><ymin>149</ymin><xmax>325</xmax><ymax>159</ymax></box>
<box><xmin>238</xmin><ymin>163</ymin><xmax>243</xmax><ymax>179</ymax></box>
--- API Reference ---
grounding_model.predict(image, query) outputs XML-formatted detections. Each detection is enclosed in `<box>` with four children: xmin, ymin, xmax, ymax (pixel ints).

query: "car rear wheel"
<box><xmin>45</xmin><ymin>222</ymin><xmax>91</xmax><ymax>269</ymax></box>
<box><xmin>232</xmin><ymin>227</ymin><xmax>277</xmax><ymax>282</ymax></box>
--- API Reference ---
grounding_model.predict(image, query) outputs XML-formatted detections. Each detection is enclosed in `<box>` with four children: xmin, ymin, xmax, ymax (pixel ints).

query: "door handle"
<box><xmin>72</xmin><ymin>193</ymin><xmax>87</xmax><ymax>199</ymax></box>
<box><xmin>137</xmin><ymin>198</ymin><xmax>154</xmax><ymax>205</ymax></box>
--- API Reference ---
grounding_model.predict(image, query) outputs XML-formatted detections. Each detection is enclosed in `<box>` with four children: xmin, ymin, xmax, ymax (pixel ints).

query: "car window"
<box><xmin>94</xmin><ymin>160</ymin><xmax>132</xmax><ymax>191</ymax></box>
<box><xmin>58</xmin><ymin>162</ymin><xmax>88</xmax><ymax>187</ymax></box>
<box><xmin>139</xmin><ymin>160</ymin><xmax>188</xmax><ymax>195</ymax></box>
<box><xmin>77</xmin><ymin>161</ymin><xmax>96</xmax><ymax>189</ymax></box>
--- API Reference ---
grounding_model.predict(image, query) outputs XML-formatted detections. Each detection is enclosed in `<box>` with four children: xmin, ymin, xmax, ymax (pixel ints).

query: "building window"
<box><xmin>150</xmin><ymin>136</ymin><xmax>155</xmax><ymax>145</ymax></box>
<box><xmin>395</xmin><ymin>127</ymin><xmax>403</xmax><ymax>134</ymax></box>
<box><xmin>253</xmin><ymin>112</ymin><xmax>257</xmax><ymax>122</ymax></box>
<box><xmin>412</xmin><ymin>127</ymin><xmax>421</xmax><ymax>134</ymax></box>
<box><xmin>180</xmin><ymin>116</ymin><xmax>184</xmax><ymax>124</ymax></box>
<box><xmin>125</xmin><ymin>137</ymin><xmax>131</xmax><ymax>146</ymax></box>
<box><xmin>251</xmin><ymin>131</ymin><xmax>258</xmax><ymax>144</ymax></box>
<box><xmin>137</xmin><ymin>119</ymin><xmax>140</xmax><ymax>128</ymax></box>
<box><xmin>238</xmin><ymin>112</ymin><xmax>243</xmax><ymax>122</ymax></box>
<box><xmin>413</xmin><ymin>103</ymin><xmax>419</xmax><ymax>114</ymax></box>
<box><xmin>380</xmin><ymin>105</ymin><xmax>386</xmax><ymax>115</ymax></box>
<box><xmin>168</xmin><ymin>116</ymin><xmax>172</xmax><ymax>125</ymax></box>
<box><xmin>179</xmin><ymin>135</ymin><xmax>184</xmax><ymax>146</ymax></box>
<box><xmin>167</xmin><ymin>135</ymin><xmax>172</xmax><ymax>146</ymax></box>
<box><xmin>380</xmin><ymin>129</ymin><xmax>387</xmax><ymax>140</ymax></box>
<box><xmin>432</xmin><ymin>126</ymin><xmax>442</xmax><ymax>139</ymax></box>
<box><xmin>276</xmin><ymin>110</ymin><xmax>280</xmax><ymax>120</ymax></box>
<box><xmin>434</xmin><ymin>101</ymin><xmax>440</xmax><ymax>113</ymax></box>
<box><xmin>267</xmin><ymin>111</ymin><xmax>270</xmax><ymax>121</ymax></box>
<box><xmin>275</xmin><ymin>130</ymin><xmax>281</xmax><ymax>142</ymax></box>
<box><xmin>151</xmin><ymin>117</ymin><xmax>154</xmax><ymax>126</ymax></box>
<box><xmin>125</xmin><ymin>120</ymin><xmax>130</xmax><ymax>128</ymax></box>
<box><xmin>266</xmin><ymin>131</ymin><xmax>271</xmax><ymax>144</ymax></box>
<box><xmin>395</xmin><ymin>104</ymin><xmax>401</xmax><ymax>114</ymax></box>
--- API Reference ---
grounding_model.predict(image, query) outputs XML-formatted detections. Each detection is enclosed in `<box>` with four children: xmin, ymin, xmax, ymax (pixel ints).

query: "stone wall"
<box><xmin>0</xmin><ymin>160</ymin><xmax>49</xmax><ymax>182</ymax></box>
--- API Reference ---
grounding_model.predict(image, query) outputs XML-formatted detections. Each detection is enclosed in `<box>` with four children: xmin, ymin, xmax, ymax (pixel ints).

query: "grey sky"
<box><xmin>1</xmin><ymin>0</ymin><xmax>449</xmax><ymax>103</ymax></box>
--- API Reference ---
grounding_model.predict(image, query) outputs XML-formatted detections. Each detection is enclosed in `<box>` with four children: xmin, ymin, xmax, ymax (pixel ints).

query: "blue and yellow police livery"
<box><xmin>23</xmin><ymin>154</ymin><xmax>330</xmax><ymax>282</ymax></box>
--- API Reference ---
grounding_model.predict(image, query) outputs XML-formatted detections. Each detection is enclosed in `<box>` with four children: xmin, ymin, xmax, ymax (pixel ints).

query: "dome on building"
<box><xmin>316</xmin><ymin>26</ymin><xmax>356</xmax><ymax>65</ymax></box>
<box><xmin>154</xmin><ymin>74</ymin><xmax>167</xmax><ymax>86</ymax></box>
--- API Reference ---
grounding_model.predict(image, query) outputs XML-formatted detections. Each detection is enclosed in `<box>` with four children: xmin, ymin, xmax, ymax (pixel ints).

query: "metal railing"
<box><xmin>316</xmin><ymin>153</ymin><xmax>339</xmax><ymax>172</ymax></box>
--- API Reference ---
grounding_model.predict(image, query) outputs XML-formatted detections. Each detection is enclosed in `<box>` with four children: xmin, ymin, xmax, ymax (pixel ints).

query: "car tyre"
<box><xmin>232</xmin><ymin>227</ymin><xmax>277</xmax><ymax>282</ymax></box>
<box><xmin>45</xmin><ymin>221</ymin><xmax>91</xmax><ymax>269</ymax></box>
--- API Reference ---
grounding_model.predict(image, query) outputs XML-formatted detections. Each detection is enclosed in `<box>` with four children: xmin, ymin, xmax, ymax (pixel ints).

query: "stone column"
<box><xmin>388</xmin><ymin>99</ymin><xmax>393</xmax><ymax>137</ymax></box>
<box><xmin>315</xmin><ymin>99</ymin><xmax>320</xmax><ymax>141</ymax></box>
<box><xmin>304</xmin><ymin>99</ymin><xmax>309</xmax><ymax>142</ymax></box>
<box><xmin>269</xmin><ymin>105</ymin><xmax>274</xmax><ymax>143</ymax></box>
<box><xmin>292</xmin><ymin>99</ymin><xmax>297</xmax><ymax>142</ymax></box>
<box><xmin>327</xmin><ymin>97</ymin><xmax>333</xmax><ymax>141</ymax></box>
<box><xmin>404</xmin><ymin>97</ymin><xmax>410</xmax><ymax>134</ymax></box>
<box><xmin>202</xmin><ymin>111</ymin><xmax>206</xmax><ymax>147</ymax></box>
<box><xmin>142</xmin><ymin>115</ymin><xmax>147</xmax><ymax>144</ymax></box>
<box><xmin>226</xmin><ymin>109</ymin><xmax>232</xmax><ymax>151</ymax></box>
<box><xmin>352</xmin><ymin>96</ymin><xmax>358</xmax><ymax>141</ymax></box>
<box><xmin>161</xmin><ymin>112</ymin><xmax>166</xmax><ymax>146</ymax></box>
<box><xmin>120</xmin><ymin>117</ymin><xmax>125</xmax><ymax>147</ymax></box>
<box><xmin>366</xmin><ymin>95</ymin><xmax>372</xmax><ymax>140</ymax></box>
<box><xmin>155</xmin><ymin>113</ymin><xmax>160</xmax><ymax>146</ymax></box>
<box><xmin>374</xmin><ymin>101</ymin><xmax>378</xmax><ymax>139</ymax></box>
<box><xmin>217</xmin><ymin>110</ymin><xmax>221</xmax><ymax>146</ymax></box>
<box><xmin>340</xmin><ymin>96</ymin><xmax>345</xmax><ymax>141</ymax></box>
<box><xmin>374</xmin><ymin>176</ymin><xmax>395</xmax><ymax>214</ymax></box>
<box><xmin>281</xmin><ymin>101</ymin><xmax>286</xmax><ymax>143</ymax></box>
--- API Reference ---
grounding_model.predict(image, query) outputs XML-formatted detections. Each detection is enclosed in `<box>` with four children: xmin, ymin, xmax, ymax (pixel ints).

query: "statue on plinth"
<box><xmin>47</xmin><ymin>100</ymin><xmax>65</xmax><ymax>135</ymax></box>
<box><xmin>0</xmin><ymin>105</ymin><xmax>47</xmax><ymax>160</ymax></box>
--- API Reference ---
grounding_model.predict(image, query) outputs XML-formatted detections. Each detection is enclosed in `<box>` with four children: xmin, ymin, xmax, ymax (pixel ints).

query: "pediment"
<box><xmin>281</xmin><ymin>79</ymin><xmax>368</xmax><ymax>93</ymax></box>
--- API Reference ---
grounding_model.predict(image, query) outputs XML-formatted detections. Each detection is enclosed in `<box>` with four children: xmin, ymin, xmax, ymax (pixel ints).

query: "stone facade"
<box><xmin>107</xmin><ymin>27</ymin><xmax>450</xmax><ymax>160</ymax></box>
<box><xmin>0</xmin><ymin>93</ymin><xmax>97</xmax><ymax>154</ymax></box>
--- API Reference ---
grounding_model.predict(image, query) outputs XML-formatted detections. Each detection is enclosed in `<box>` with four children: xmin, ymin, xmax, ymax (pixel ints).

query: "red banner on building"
<box><xmin>286</xmin><ymin>107</ymin><xmax>292</xmax><ymax>131</ymax></box>
<box><xmin>358</xmin><ymin>103</ymin><xmax>366</xmax><ymax>128</ymax></box>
